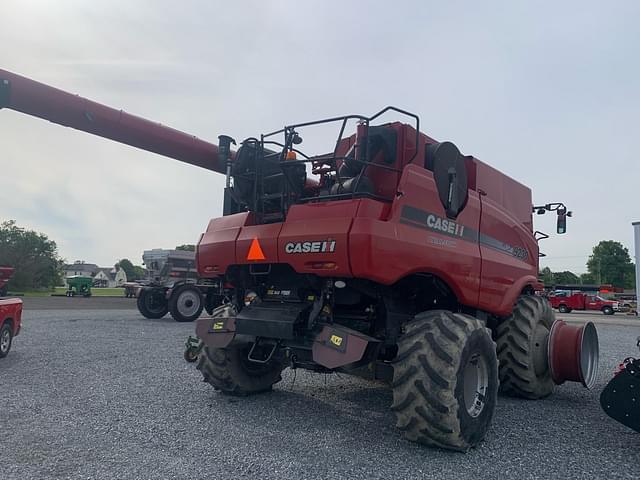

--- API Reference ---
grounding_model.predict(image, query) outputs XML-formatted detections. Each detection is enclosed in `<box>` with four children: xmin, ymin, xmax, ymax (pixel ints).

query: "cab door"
<box><xmin>477</xmin><ymin>196</ymin><xmax>538</xmax><ymax>314</ymax></box>
<box><xmin>586</xmin><ymin>296</ymin><xmax>599</xmax><ymax>310</ymax></box>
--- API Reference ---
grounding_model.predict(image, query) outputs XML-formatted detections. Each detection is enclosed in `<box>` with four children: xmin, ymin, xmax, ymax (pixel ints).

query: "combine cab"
<box><xmin>0</xmin><ymin>68</ymin><xmax>600</xmax><ymax>451</ymax></box>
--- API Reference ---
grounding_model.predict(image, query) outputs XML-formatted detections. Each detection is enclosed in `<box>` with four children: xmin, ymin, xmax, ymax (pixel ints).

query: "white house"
<box><xmin>62</xmin><ymin>261</ymin><xmax>127</xmax><ymax>288</ymax></box>
<box><xmin>94</xmin><ymin>267</ymin><xmax>127</xmax><ymax>288</ymax></box>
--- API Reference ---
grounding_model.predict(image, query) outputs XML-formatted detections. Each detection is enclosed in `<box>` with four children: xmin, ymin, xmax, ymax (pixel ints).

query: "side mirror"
<box><xmin>557</xmin><ymin>210</ymin><xmax>567</xmax><ymax>234</ymax></box>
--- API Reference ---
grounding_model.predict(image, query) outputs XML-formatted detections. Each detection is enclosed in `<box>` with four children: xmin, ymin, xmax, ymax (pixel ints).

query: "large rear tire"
<box><xmin>197</xmin><ymin>343</ymin><xmax>285</xmax><ymax>396</ymax></box>
<box><xmin>496</xmin><ymin>295</ymin><xmax>555</xmax><ymax>399</ymax></box>
<box><xmin>169</xmin><ymin>284</ymin><xmax>204</xmax><ymax>322</ymax></box>
<box><xmin>391</xmin><ymin>310</ymin><xmax>498</xmax><ymax>451</ymax></box>
<box><xmin>136</xmin><ymin>288</ymin><xmax>169</xmax><ymax>319</ymax></box>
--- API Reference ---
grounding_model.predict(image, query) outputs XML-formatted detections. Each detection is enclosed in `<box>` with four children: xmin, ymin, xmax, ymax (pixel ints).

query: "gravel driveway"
<box><xmin>0</xmin><ymin>305</ymin><xmax>638</xmax><ymax>479</ymax></box>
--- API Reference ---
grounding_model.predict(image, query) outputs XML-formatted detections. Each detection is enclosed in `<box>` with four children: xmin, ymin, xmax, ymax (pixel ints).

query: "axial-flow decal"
<box><xmin>400</xmin><ymin>205</ymin><xmax>529</xmax><ymax>261</ymax></box>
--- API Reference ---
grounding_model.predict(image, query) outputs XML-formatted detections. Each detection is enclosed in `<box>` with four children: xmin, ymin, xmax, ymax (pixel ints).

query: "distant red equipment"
<box><xmin>0</xmin><ymin>298</ymin><xmax>22</xmax><ymax>358</ymax></box>
<box><xmin>549</xmin><ymin>293</ymin><xmax>620</xmax><ymax>315</ymax></box>
<box><xmin>0</xmin><ymin>267</ymin><xmax>15</xmax><ymax>297</ymax></box>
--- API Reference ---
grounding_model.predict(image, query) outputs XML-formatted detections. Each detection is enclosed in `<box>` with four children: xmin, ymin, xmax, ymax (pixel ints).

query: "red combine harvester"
<box><xmin>0</xmin><ymin>267</ymin><xmax>15</xmax><ymax>297</ymax></box>
<box><xmin>0</xmin><ymin>69</ymin><xmax>599</xmax><ymax>451</ymax></box>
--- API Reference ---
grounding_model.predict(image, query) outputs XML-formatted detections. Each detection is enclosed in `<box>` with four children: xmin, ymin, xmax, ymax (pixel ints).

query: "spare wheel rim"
<box><xmin>463</xmin><ymin>352</ymin><xmax>489</xmax><ymax>418</ymax></box>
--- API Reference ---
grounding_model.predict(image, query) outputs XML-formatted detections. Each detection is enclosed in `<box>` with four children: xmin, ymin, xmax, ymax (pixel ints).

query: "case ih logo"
<box><xmin>400</xmin><ymin>205</ymin><xmax>529</xmax><ymax>261</ymax></box>
<box><xmin>285</xmin><ymin>240</ymin><xmax>336</xmax><ymax>254</ymax></box>
<box><xmin>424</xmin><ymin>214</ymin><xmax>465</xmax><ymax>237</ymax></box>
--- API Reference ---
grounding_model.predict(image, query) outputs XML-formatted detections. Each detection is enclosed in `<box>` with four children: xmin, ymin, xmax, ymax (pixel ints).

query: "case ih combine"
<box><xmin>0</xmin><ymin>68</ymin><xmax>599</xmax><ymax>451</ymax></box>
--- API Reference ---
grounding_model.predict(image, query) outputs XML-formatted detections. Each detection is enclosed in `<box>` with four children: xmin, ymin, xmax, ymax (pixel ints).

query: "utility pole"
<box><xmin>633</xmin><ymin>222</ymin><xmax>640</xmax><ymax>311</ymax></box>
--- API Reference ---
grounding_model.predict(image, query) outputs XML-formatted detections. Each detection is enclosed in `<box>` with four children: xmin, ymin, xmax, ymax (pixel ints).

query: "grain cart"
<box><xmin>0</xmin><ymin>68</ymin><xmax>599</xmax><ymax>451</ymax></box>
<box><xmin>65</xmin><ymin>275</ymin><xmax>92</xmax><ymax>297</ymax></box>
<box><xmin>136</xmin><ymin>248</ymin><xmax>217</xmax><ymax>322</ymax></box>
<box><xmin>0</xmin><ymin>267</ymin><xmax>15</xmax><ymax>297</ymax></box>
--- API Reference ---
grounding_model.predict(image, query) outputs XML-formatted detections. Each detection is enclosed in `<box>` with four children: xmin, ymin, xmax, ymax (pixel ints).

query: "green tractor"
<box><xmin>65</xmin><ymin>276</ymin><xmax>93</xmax><ymax>297</ymax></box>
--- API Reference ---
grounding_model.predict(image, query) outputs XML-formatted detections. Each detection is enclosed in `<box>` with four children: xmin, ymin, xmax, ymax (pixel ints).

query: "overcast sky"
<box><xmin>0</xmin><ymin>0</ymin><xmax>638</xmax><ymax>272</ymax></box>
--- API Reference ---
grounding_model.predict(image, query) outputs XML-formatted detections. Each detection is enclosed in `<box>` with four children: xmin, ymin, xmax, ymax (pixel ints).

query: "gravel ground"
<box><xmin>1</xmin><ymin>307</ymin><xmax>639</xmax><ymax>480</ymax></box>
<box><xmin>19</xmin><ymin>296</ymin><xmax>136</xmax><ymax>310</ymax></box>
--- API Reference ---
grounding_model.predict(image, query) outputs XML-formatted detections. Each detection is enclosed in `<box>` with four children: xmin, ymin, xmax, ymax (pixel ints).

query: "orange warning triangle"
<box><xmin>247</xmin><ymin>238</ymin><xmax>266</xmax><ymax>261</ymax></box>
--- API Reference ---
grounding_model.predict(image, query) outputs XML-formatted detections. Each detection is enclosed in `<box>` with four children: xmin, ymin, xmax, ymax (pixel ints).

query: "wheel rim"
<box><xmin>145</xmin><ymin>292</ymin><xmax>166</xmax><ymax>314</ymax></box>
<box><xmin>177</xmin><ymin>290</ymin><xmax>200</xmax><ymax>317</ymax></box>
<box><xmin>532</xmin><ymin>324</ymin><xmax>550</xmax><ymax>377</ymax></box>
<box><xmin>463</xmin><ymin>352</ymin><xmax>489</xmax><ymax>418</ymax></box>
<box><xmin>0</xmin><ymin>329</ymin><xmax>10</xmax><ymax>353</ymax></box>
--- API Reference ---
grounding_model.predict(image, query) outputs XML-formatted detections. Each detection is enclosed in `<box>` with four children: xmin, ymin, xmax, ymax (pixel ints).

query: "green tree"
<box><xmin>587</xmin><ymin>241</ymin><xmax>634</xmax><ymax>287</ymax></box>
<box><xmin>0</xmin><ymin>220</ymin><xmax>63</xmax><ymax>290</ymax></box>
<box><xmin>540</xmin><ymin>267</ymin><xmax>554</xmax><ymax>285</ymax></box>
<box><xmin>115</xmin><ymin>259</ymin><xmax>147</xmax><ymax>281</ymax></box>
<box><xmin>176</xmin><ymin>244</ymin><xmax>196</xmax><ymax>252</ymax></box>
<box><xmin>623</xmin><ymin>266</ymin><xmax>636</xmax><ymax>290</ymax></box>
<box><xmin>132</xmin><ymin>265</ymin><xmax>146</xmax><ymax>280</ymax></box>
<box><xmin>116</xmin><ymin>258</ymin><xmax>136</xmax><ymax>281</ymax></box>
<box><xmin>553</xmin><ymin>271</ymin><xmax>579</xmax><ymax>285</ymax></box>
<box><xmin>580</xmin><ymin>273</ymin><xmax>597</xmax><ymax>285</ymax></box>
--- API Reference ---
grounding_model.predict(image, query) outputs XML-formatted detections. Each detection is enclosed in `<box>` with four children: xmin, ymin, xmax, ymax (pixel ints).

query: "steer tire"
<box><xmin>197</xmin><ymin>343</ymin><xmax>285</xmax><ymax>396</ymax></box>
<box><xmin>496</xmin><ymin>295</ymin><xmax>555</xmax><ymax>399</ymax></box>
<box><xmin>558</xmin><ymin>304</ymin><xmax>569</xmax><ymax>313</ymax></box>
<box><xmin>391</xmin><ymin>310</ymin><xmax>498</xmax><ymax>451</ymax></box>
<box><xmin>136</xmin><ymin>288</ymin><xmax>169</xmax><ymax>319</ymax></box>
<box><xmin>169</xmin><ymin>284</ymin><xmax>204</xmax><ymax>322</ymax></box>
<box><xmin>602</xmin><ymin>306</ymin><xmax>614</xmax><ymax>316</ymax></box>
<box><xmin>0</xmin><ymin>322</ymin><xmax>13</xmax><ymax>358</ymax></box>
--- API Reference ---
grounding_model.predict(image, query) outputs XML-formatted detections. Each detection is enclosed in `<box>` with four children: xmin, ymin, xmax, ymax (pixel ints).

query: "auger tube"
<box><xmin>0</xmin><ymin>68</ymin><xmax>226</xmax><ymax>173</ymax></box>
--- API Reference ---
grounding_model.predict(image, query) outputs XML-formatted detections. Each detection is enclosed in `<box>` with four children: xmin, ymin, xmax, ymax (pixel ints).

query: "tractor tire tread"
<box><xmin>391</xmin><ymin>310</ymin><xmax>498</xmax><ymax>451</ymax></box>
<box><xmin>496</xmin><ymin>295</ymin><xmax>555</xmax><ymax>399</ymax></box>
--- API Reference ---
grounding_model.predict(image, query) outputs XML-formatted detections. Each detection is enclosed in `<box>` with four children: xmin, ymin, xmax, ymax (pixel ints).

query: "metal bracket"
<box><xmin>0</xmin><ymin>79</ymin><xmax>10</xmax><ymax>108</ymax></box>
<box><xmin>247</xmin><ymin>338</ymin><xmax>279</xmax><ymax>364</ymax></box>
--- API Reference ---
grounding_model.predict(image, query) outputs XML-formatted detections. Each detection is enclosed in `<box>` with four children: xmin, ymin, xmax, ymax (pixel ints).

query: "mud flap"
<box><xmin>600</xmin><ymin>359</ymin><xmax>640</xmax><ymax>433</ymax></box>
<box><xmin>195</xmin><ymin>313</ymin><xmax>236</xmax><ymax>348</ymax></box>
<box><xmin>312</xmin><ymin>325</ymin><xmax>379</xmax><ymax>369</ymax></box>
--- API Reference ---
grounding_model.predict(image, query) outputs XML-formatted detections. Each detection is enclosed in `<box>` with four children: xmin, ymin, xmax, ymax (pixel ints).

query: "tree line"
<box><xmin>0</xmin><ymin>220</ymin><xmax>198</xmax><ymax>291</ymax></box>
<box><xmin>0</xmin><ymin>220</ymin><xmax>635</xmax><ymax>291</ymax></box>
<box><xmin>541</xmin><ymin>240</ymin><xmax>636</xmax><ymax>289</ymax></box>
